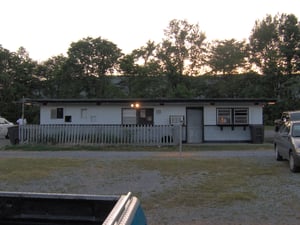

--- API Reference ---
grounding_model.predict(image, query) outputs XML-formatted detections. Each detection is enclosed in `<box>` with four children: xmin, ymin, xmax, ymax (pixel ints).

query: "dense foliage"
<box><xmin>0</xmin><ymin>14</ymin><xmax>299</xmax><ymax>125</ymax></box>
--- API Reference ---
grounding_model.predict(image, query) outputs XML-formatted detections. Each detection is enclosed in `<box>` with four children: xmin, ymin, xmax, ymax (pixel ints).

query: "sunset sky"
<box><xmin>1</xmin><ymin>0</ymin><xmax>300</xmax><ymax>61</ymax></box>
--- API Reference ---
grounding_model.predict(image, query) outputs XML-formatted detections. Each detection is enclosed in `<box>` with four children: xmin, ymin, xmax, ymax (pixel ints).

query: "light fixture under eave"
<box><xmin>131</xmin><ymin>103</ymin><xmax>140</xmax><ymax>108</ymax></box>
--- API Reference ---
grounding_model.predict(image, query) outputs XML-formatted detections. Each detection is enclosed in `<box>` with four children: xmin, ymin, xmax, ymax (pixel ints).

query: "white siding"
<box><xmin>40</xmin><ymin>104</ymin><xmax>187</xmax><ymax>125</ymax></box>
<box><xmin>203</xmin><ymin>105</ymin><xmax>262</xmax><ymax>142</ymax></box>
<box><xmin>248</xmin><ymin>106</ymin><xmax>263</xmax><ymax>124</ymax></box>
<box><xmin>204</xmin><ymin>126</ymin><xmax>251</xmax><ymax>142</ymax></box>
<box><xmin>40</xmin><ymin>105</ymin><xmax>122</xmax><ymax>124</ymax></box>
<box><xmin>39</xmin><ymin>101</ymin><xmax>265</xmax><ymax>143</ymax></box>
<box><xmin>154</xmin><ymin>106</ymin><xmax>186</xmax><ymax>125</ymax></box>
<box><xmin>203</xmin><ymin>105</ymin><xmax>263</xmax><ymax>125</ymax></box>
<box><xmin>40</xmin><ymin>104</ymin><xmax>263</xmax><ymax>125</ymax></box>
<box><xmin>203</xmin><ymin>106</ymin><xmax>216</xmax><ymax>125</ymax></box>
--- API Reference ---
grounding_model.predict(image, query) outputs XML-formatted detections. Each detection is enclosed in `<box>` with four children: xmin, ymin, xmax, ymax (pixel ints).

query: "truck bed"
<box><xmin>0</xmin><ymin>192</ymin><xmax>140</xmax><ymax>225</ymax></box>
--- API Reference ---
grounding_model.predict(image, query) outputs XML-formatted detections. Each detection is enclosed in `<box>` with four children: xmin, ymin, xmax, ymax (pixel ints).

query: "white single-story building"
<box><xmin>31</xmin><ymin>98</ymin><xmax>276</xmax><ymax>144</ymax></box>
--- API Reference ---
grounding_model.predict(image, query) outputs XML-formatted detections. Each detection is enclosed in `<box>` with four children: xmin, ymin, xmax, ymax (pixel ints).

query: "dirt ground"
<box><xmin>3</xmin><ymin>130</ymin><xmax>297</xmax><ymax>225</ymax></box>
<box><xmin>0</xmin><ymin>148</ymin><xmax>300</xmax><ymax>225</ymax></box>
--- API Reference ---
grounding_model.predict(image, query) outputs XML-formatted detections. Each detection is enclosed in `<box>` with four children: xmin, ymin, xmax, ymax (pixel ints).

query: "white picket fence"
<box><xmin>18</xmin><ymin>124</ymin><xmax>180</xmax><ymax>146</ymax></box>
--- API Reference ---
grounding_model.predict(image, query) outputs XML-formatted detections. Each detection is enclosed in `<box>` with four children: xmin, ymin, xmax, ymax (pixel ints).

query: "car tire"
<box><xmin>275</xmin><ymin>145</ymin><xmax>283</xmax><ymax>161</ymax></box>
<box><xmin>289</xmin><ymin>152</ymin><xmax>300</xmax><ymax>173</ymax></box>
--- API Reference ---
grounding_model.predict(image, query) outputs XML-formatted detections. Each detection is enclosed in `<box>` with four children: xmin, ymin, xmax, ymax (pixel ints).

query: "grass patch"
<box><xmin>265</xmin><ymin>125</ymin><xmax>274</xmax><ymax>131</ymax></box>
<box><xmin>3</xmin><ymin>143</ymin><xmax>273</xmax><ymax>151</ymax></box>
<box><xmin>129</xmin><ymin>158</ymin><xmax>280</xmax><ymax>208</ymax></box>
<box><xmin>0</xmin><ymin>154</ymin><xmax>282</xmax><ymax>211</ymax></box>
<box><xmin>0</xmin><ymin>158</ymin><xmax>86</xmax><ymax>182</ymax></box>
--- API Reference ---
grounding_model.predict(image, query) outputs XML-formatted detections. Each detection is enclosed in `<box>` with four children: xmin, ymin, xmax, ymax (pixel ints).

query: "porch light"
<box><xmin>131</xmin><ymin>103</ymin><xmax>140</xmax><ymax>108</ymax></box>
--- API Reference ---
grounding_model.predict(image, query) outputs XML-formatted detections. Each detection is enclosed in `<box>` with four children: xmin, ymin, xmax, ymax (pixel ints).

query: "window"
<box><xmin>90</xmin><ymin>115</ymin><xmax>96</xmax><ymax>122</ymax></box>
<box><xmin>169</xmin><ymin>115</ymin><xmax>185</xmax><ymax>125</ymax></box>
<box><xmin>51</xmin><ymin>108</ymin><xmax>64</xmax><ymax>119</ymax></box>
<box><xmin>217</xmin><ymin>108</ymin><xmax>248</xmax><ymax>125</ymax></box>
<box><xmin>65</xmin><ymin>116</ymin><xmax>72</xmax><ymax>122</ymax></box>
<box><xmin>122</xmin><ymin>108</ymin><xmax>154</xmax><ymax>125</ymax></box>
<box><xmin>217</xmin><ymin>108</ymin><xmax>232</xmax><ymax>125</ymax></box>
<box><xmin>234</xmin><ymin>108</ymin><xmax>248</xmax><ymax>124</ymax></box>
<box><xmin>292</xmin><ymin>124</ymin><xmax>300</xmax><ymax>137</ymax></box>
<box><xmin>122</xmin><ymin>109</ymin><xmax>137</xmax><ymax>124</ymax></box>
<box><xmin>81</xmin><ymin>108</ymin><xmax>87</xmax><ymax>119</ymax></box>
<box><xmin>137</xmin><ymin>108</ymin><xmax>153</xmax><ymax>125</ymax></box>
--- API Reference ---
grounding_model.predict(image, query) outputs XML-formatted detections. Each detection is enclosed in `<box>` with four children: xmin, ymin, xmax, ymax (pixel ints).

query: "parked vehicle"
<box><xmin>274</xmin><ymin>120</ymin><xmax>300</xmax><ymax>172</ymax></box>
<box><xmin>0</xmin><ymin>191</ymin><xmax>147</xmax><ymax>225</ymax></box>
<box><xmin>0</xmin><ymin>117</ymin><xmax>14</xmax><ymax>138</ymax></box>
<box><xmin>274</xmin><ymin>111</ymin><xmax>300</xmax><ymax>131</ymax></box>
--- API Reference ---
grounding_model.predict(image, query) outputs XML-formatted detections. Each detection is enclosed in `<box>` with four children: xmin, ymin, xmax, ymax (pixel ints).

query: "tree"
<box><xmin>278</xmin><ymin>14</ymin><xmax>300</xmax><ymax>74</ymax></box>
<box><xmin>119</xmin><ymin>41</ymin><xmax>161</xmax><ymax>76</ymax></box>
<box><xmin>249</xmin><ymin>14</ymin><xmax>280</xmax><ymax>75</ymax></box>
<box><xmin>37</xmin><ymin>55</ymin><xmax>73</xmax><ymax>98</ymax></box>
<box><xmin>249</xmin><ymin>13</ymin><xmax>300</xmax><ymax>100</ymax></box>
<box><xmin>154</xmin><ymin>19</ymin><xmax>206</xmax><ymax>97</ymax></box>
<box><xmin>0</xmin><ymin>46</ymin><xmax>39</xmax><ymax>121</ymax></box>
<box><xmin>119</xmin><ymin>41</ymin><xmax>165</xmax><ymax>97</ymax></box>
<box><xmin>249</xmin><ymin>13</ymin><xmax>300</xmax><ymax>75</ymax></box>
<box><xmin>207</xmin><ymin>39</ymin><xmax>249</xmax><ymax>75</ymax></box>
<box><xmin>67</xmin><ymin>37</ymin><xmax>123</xmax><ymax>76</ymax></box>
<box><xmin>157</xmin><ymin>19</ymin><xmax>207</xmax><ymax>76</ymax></box>
<box><xmin>66</xmin><ymin>37</ymin><xmax>123</xmax><ymax>97</ymax></box>
<box><xmin>119</xmin><ymin>54</ymin><xmax>137</xmax><ymax>75</ymax></box>
<box><xmin>0</xmin><ymin>46</ymin><xmax>15</xmax><ymax>119</ymax></box>
<box><xmin>277</xmin><ymin>75</ymin><xmax>300</xmax><ymax>107</ymax></box>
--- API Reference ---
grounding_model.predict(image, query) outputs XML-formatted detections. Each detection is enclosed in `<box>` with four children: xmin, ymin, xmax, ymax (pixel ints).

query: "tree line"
<box><xmin>0</xmin><ymin>13</ymin><xmax>300</xmax><ymax>124</ymax></box>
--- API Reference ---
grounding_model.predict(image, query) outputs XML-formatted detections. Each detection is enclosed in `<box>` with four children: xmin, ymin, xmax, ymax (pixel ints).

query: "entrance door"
<box><xmin>186</xmin><ymin>108</ymin><xmax>203</xmax><ymax>143</ymax></box>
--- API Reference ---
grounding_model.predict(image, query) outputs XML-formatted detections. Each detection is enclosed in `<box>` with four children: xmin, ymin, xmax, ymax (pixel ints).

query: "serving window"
<box><xmin>234</xmin><ymin>108</ymin><xmax>248</xmax><ymax>125</ymax></box>
<box><xmin>50</xmin><ymin>108</ymin><xmax>64</xmax><ymax>119</ymax></box>
<box><xmin>217</xmin><ymin>108</ymin><xmax>248</xmax><ymax>125</ymax></box>
<box><xmin>122</xmin><ymin>108</ymin><xmax>153</xmax><ymax>125</ymax></box>
<box><xmin>217</xmin><ymin>108</ymin><xmax>232</xmax><ymax>125</ymax></box>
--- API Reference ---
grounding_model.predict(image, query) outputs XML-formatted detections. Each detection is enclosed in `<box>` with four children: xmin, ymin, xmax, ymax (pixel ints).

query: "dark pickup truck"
<box><xmin>0</xmin><ymin>191</ymin><xmax>147</xmax><ymax>225</ymax></box>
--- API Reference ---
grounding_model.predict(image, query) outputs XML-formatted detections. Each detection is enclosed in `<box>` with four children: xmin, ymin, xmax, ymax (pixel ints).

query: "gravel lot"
<box><xmin>2</xmin><ymin>132</ymin><xmax>300</xmax><ymax>225</ymax></box>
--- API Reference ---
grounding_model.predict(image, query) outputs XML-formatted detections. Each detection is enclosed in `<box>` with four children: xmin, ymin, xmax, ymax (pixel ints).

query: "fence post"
<box><xmin>19</xmin><ymin>125</ymin><xmax>22</xmax><ymax>144</ymax></box>
<box><xmin>17</xmin><ymin>124</ymin><xmax>179</xmax><ymax>146</ymax></box>
<box><xmin>179</xmin><ymin>125</ymin><xmax>182</xmax><ymax>155</ymax></box>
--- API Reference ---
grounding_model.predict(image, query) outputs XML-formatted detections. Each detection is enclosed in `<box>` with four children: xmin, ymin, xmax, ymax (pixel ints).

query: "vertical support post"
<box><xmin>19</xmin><ymin>96</ymin><xmax>25</xmax><ymax>144</ymax></box>
<box><xmin>22</xmin><ymin>96</ymin><xmax>25</xmax><ymax>124</ymax></box>
<box><xmin>179</xmin><ymin>124</ymin><xmax>182</xmax><ymax>156</ymax></box>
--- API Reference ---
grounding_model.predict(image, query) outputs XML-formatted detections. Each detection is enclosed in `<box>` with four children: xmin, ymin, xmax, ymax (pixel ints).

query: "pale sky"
<box><xmin>1</xmin><ymin>0</ymin><xmax>300</xmax><ymax>61</ymax></box>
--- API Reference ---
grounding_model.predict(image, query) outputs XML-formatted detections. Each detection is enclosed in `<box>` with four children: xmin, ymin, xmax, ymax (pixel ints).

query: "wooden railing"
<box><xmin>18</xmin><ymin>124</ymin><xmax>180</xmax><ymax>146</ymax></box>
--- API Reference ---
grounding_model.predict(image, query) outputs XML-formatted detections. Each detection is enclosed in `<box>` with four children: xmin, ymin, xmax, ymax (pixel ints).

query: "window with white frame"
<box><xmin>169</xmin><ymin>115</ymin><xmax>185</xmax><ymax>125</ymax></box>
<box><xmin>122</xmin><ymin>108</ymin><xmax>154</xmax><ymax>125</ymax></box>
<box><xmin>137</xmin><ymin>108</ymin><xmax>153</xmax><ymax>125</ymax></box>
<box><xmin>81</xmin><ymin>108</ymin><xmax>87</xmax><ymax>119</ymax></box>
<box><xmin>217</xmin><ymin>108</ymin><xmax>248</xmax><ymax>125</ymax></box>
<box><xmin>217</xmin><ymin>108</ymin><xmax>232</xmax><ymax>125</ymax></box>
<box><xmin>234</xmin><ymin>108</ymin><xmax>248</xmax><ymax>124</ymax></box>
<box><xmin>50</xmin><ymin>108</ymin><xmax>64</xmax><ymax>119</ymax></box>
<box><xmin>122</xmin><ymin>108</ymin><xmax>137</xmax><ymax>124</ymax></box>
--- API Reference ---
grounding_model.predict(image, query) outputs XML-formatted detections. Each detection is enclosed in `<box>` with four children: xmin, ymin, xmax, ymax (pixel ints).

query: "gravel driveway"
<box><xmin>1</xmin><ymin>146</ymin><xmax>300</xmax><ymax>225</ymax></box>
